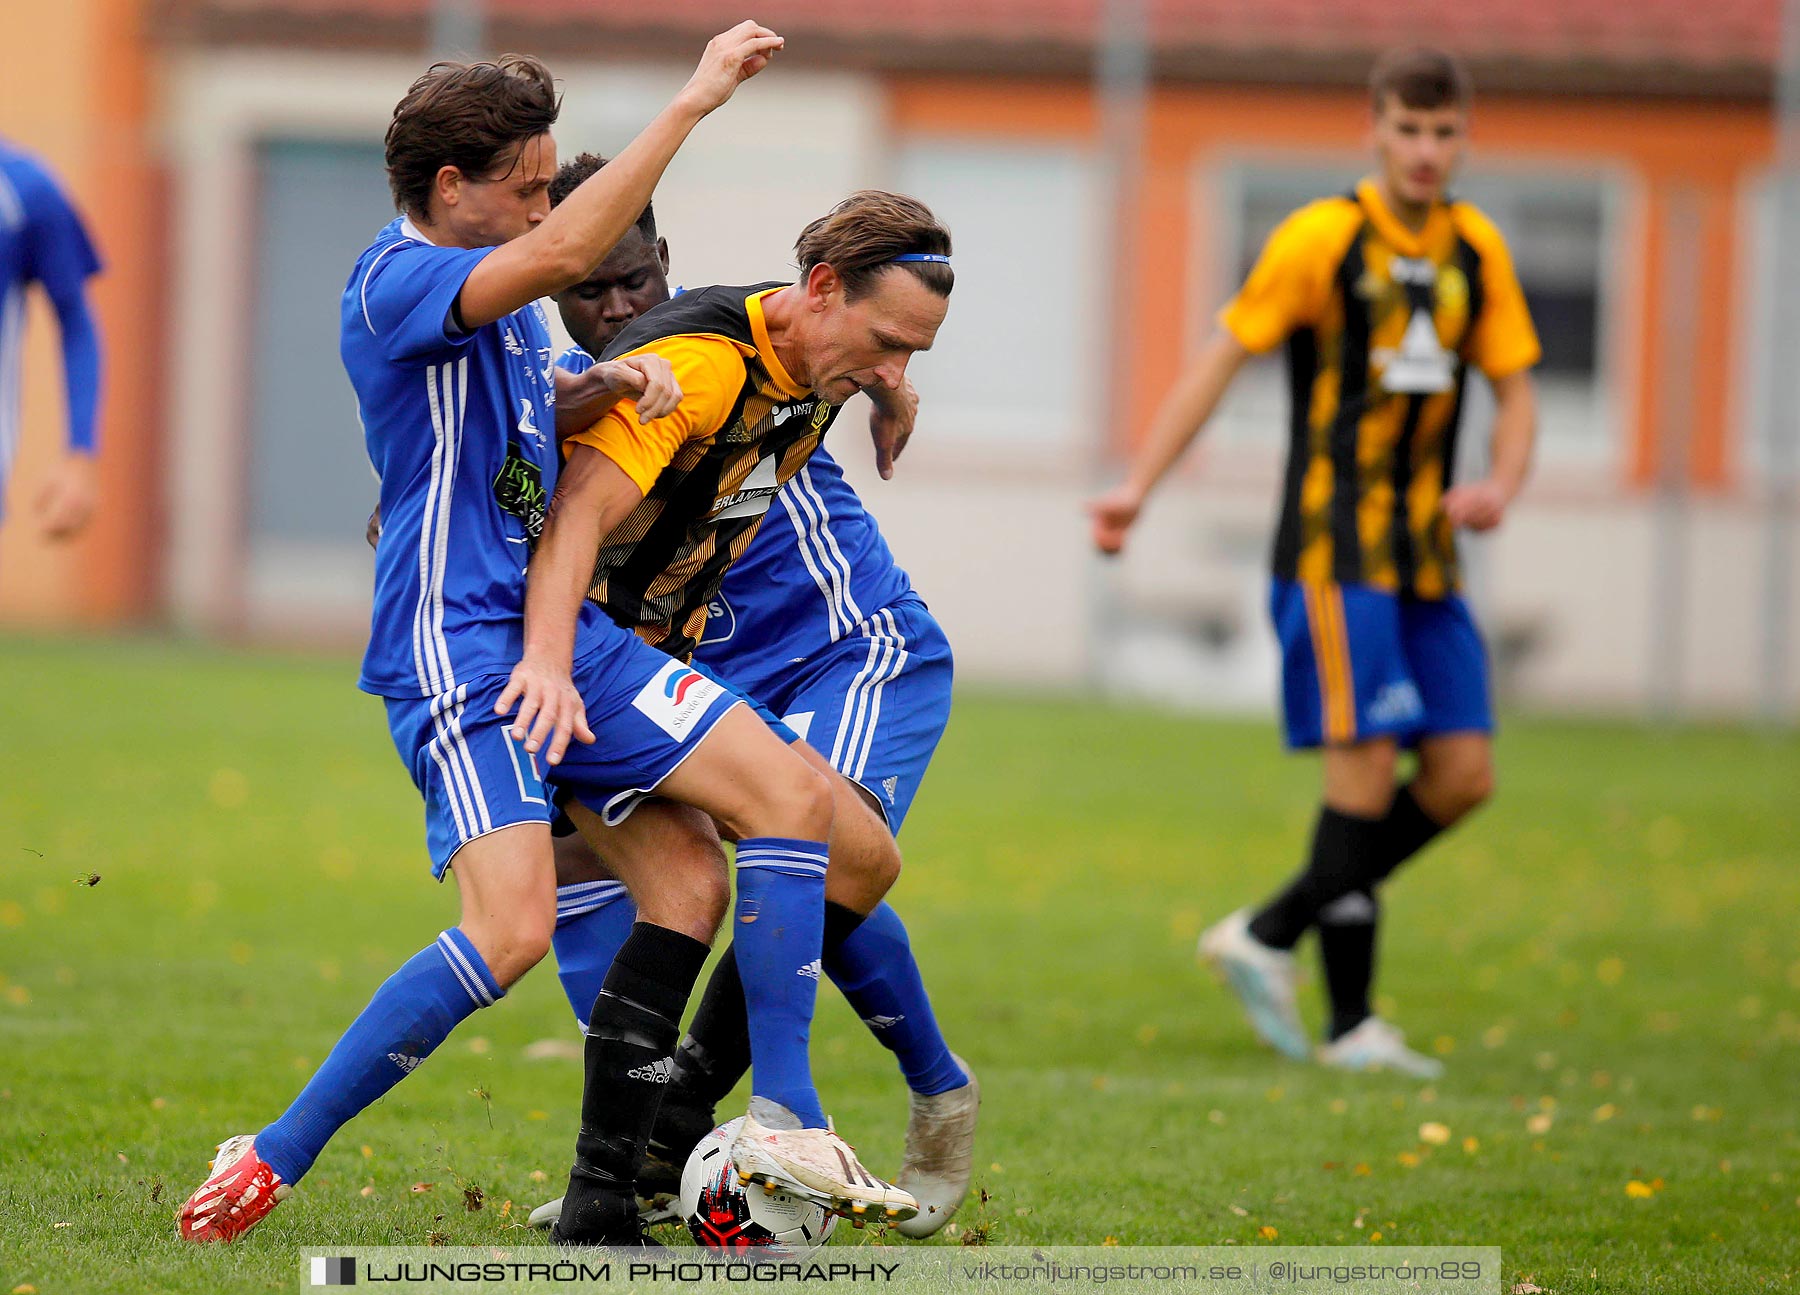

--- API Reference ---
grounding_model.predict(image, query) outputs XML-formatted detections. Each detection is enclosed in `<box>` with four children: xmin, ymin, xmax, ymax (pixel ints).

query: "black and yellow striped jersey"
<box><xmin>1221</xmin><ymin>179</ymin><xmax>1540</xmax><ymax>598</ymax></box>
<box><xmin>565</xmin><ymin>283</ymin><xmax>839</xmax><ymax>658</ymax></box>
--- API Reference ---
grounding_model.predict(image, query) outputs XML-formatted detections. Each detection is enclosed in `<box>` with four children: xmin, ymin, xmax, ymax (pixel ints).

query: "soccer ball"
<box><xmin>678</xmin><ymin>1117</ymin><xmax>836</xmax><ymax>1254</ymax></box>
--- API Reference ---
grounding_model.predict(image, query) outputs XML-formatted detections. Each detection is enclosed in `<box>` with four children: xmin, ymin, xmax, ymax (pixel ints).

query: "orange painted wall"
<box><xmin>0</xmin><ymin>0</ymin><xmax>159</xmax><ymax>625</ymax></box>
<box><xmin>890</xmin><ymin>76</ymin><xmax>1775</xmax><ymax>493</ymax></box>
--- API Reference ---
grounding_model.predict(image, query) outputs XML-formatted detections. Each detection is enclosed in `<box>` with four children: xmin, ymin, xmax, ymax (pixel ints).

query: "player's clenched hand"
<box><xmin>496</xmin><ymin>655</ymin><xmax>596</xmax><ymax>766</ymax></box>
<box><xmin>1442</xmin><ymin>479</ymin><xmax>1509</xmax><ymax>532</ymax></box>
<box><xmin>1087</xmin><ymin>484</ymin><xmax>1144</xmax><ymax>555</ymax></box>
<box><xmin>595</xmin><ymin>356</ymin><xmax>682</xmax><ymax>424</ymax></box>
<box><xmin>869</xmin><ymin>376</ymin><xmax>919</xmax><ymax>479</ymax></box>
<box><xmin>679</xmin><ymin>21</ymin><xmax>784</xmax><ymax>116</ymax></box>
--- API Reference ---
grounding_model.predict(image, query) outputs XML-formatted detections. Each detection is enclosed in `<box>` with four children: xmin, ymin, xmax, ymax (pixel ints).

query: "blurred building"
<box><xmin>1</xmin><ymin>0</ymin><xmax>1795</xmax><ymax>717</ymax></box>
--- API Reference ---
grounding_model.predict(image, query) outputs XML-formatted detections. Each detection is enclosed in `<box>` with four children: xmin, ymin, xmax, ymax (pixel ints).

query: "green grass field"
<box><xmin>1</xmin><ymin>635</ymin><xmax>1797</xmax><ymax>1294</ymax></box>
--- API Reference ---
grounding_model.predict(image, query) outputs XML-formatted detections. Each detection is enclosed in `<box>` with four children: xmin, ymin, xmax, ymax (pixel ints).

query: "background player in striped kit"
<box><xmin>1090</xmin><ymin>47</ymin><xmax>1540</xmax><ymax>1075</ymax></box>
<box><xmin>0</xmin><ymin>138</ymin><xmax>103</xmax><ymax>544</ymax></box>
<box><xmin>532</xmin><ymin>154</ymin><xmax>977</xmax><ymax>1238</ymax></box>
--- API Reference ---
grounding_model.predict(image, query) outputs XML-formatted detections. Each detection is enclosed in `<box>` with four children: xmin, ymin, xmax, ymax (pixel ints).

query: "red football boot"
<box><xmin>177</xmin><ymin>1135</ymin><xmax>291</xmax><ymax>1242</ymax></box>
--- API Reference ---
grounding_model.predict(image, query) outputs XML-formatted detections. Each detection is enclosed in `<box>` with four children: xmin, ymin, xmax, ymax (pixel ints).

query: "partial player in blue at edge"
<box><xmin>0</xmin><ymin>138</ymin><xmax>104</xmax><ymax>545</ymax></box>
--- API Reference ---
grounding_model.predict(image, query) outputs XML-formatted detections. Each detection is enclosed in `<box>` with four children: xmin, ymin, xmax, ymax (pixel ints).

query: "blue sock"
<box><xmin>825</xmin><ymin>901</ymin><xmax>966</xmax><ymax>1095</ymax></box>
<box><xmin>256</xmin><ymin>929</ymin><xmax>502</xmax><ymax>1184</ymax></box>
<box><xmin>733</xmin><ymin>837</ymin><xmax>828</xmax><ymax>1128</ymax></box>
<box><xmin>552</xmin><ymin>882</ymin><xmax>638</xmax><ymax>1032</ymax></box>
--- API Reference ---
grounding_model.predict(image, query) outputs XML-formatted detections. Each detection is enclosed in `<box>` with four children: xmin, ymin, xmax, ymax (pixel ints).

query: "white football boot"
<box><xmin>894</xmin><ymin>1055</ymin><xmax>980</xmax><ymax>1238</ymax></box>
<box><xmin>730</xmin><ymin>1100</ymin><xmax>917</xmax><ymax>1224</ymax></box>
<box><xmin>1197</xmin><ymin>909</ymin><xmax>1309</xmax><ymax>1059</ymax></box>
<box><xmin>1316</xmin><ymin>1016</ymin><xmax>1445</xmax><ymax>1078</ymax></box>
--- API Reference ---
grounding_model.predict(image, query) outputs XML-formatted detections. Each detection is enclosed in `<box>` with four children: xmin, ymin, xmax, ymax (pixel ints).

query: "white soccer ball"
<box><xmin>678</xmin><ymin>1117</ymin><xmax>837</xmax><ymax>1254</ymax></box>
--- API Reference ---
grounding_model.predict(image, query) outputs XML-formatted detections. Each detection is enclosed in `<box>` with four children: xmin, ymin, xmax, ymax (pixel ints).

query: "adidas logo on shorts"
<box><xmin>627</xmin><ymin>1058</ymin><xmax>674</xmax><ymax>1084</ymax></box>
<box><xmin>387</xmin><ymin>1051</ymin><xmax>422</xmax><ymax>1074</ymax></box>
<box><xmin>796</xmin><ymin>959</ymin><xmax>822</xmax><ymax>980</ymax></box>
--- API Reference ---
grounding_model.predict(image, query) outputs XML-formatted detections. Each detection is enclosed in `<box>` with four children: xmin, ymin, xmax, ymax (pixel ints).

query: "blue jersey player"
<box><xmin>0</xmin><ymin>139</ymin><xmax>102</xmax><ymax>542</ymax></box>
<box><xmin>178</xmin><ymin>27</ymin><xmax>919</xmax><ymax>1248</ymax></box>
<box><xmin>527</xmin><ymin>153</ymin><xmax>977</xmax><ymax>1239</ymax></box>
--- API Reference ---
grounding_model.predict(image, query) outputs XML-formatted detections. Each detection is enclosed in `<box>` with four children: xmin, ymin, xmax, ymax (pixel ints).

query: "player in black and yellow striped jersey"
<box><xmin>573</xmin><ymin>281</ymin><xmax>842</xmax><ymax>658</ymax></box>
<box><xmin>1091</xmin><ymin>48</ymin><xmax>1539</xmax><ymax>1076</ymax></box>
<box><xmin>515</xmin><ymin>190</ymin><xmax>952</xmax><ymax>1211</ymax></box>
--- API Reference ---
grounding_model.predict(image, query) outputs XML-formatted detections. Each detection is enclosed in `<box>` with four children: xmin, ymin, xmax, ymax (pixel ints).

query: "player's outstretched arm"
<box><xmin>1088</xmin><ymin>328</ymin><xmax>1251</xmax><ymax>555</ymax></box>
<box><xmin>458</xmin><ymin>22</ymin><xmax>784</xmax><ymax>329</ymax></box>
<box><xmin>1443</xmin><ymin>367</ymin><xmax>1537</xmax><ymax>533</ymax></box>
<box><xmin>500</xmin><ymin>444</ymin><xmax>650</xmax><ymax>765</ymax></box>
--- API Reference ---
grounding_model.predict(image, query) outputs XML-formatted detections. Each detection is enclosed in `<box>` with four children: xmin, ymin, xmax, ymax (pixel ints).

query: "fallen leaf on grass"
<box><xmin>1593</xmin><ymin>1104</ymin><xmax>1617</xmax><ymax>1122</ymax></box>
<box><xmin>1463</xmin><ymin>1137</ymin><xmax>1481</xmax><ymax>1155</ymax></box>
<box><xmin>52</xmin><ymin>1222</ymin><xmax>70</xmax><ymax>1229</ymax></box>
<box><xmin>360</xmin><ymin>1186</ymin><xmax>376</xmax><ymax>1198</ymax></box>
<box><xmin>1419</xmin><ymin>1122</ymin><xmax>1451</xmax><ymax>1146</ymax></box>
<box><xmin>74</xmin><ymin>873</ymin><xmax>101</xmax><ymax>888</ymax></box>
<box><xmin>1626</xmin><ymin>1180</ymin><xmax>1656</xmax><ymax>1199</ymax></box>
<box><xmin>426</xmin><ymin>1232</ymin><xmax>450</xmax><ymax>1246</ymax></box>
<box><xmin>1257</xmin><ymin>1226</ymin><xmax>1278</xmax><ymax>1240</ymax></box>
<box><xmin>411</xmin><ymin>1182</ymin><xmax>435</xmax><ymax>1194</ymax></box>
<box><xmin>1511</xmin><ymin>1281</ymin><xmax>1550</xmax><ymax>1293</ymax></box>
<box><xmin>14</xmin><ymin>1284</ymin><xmax>39</xmax><ymax>1293</ymax></box>
<box><xmin>1526</xmin><ymin>1114</ymin><xmax>1554</xmax><ymax>1136</ymax></box>
<box><xmin>1228</xmin><ymin>1204</ymin><xmax>1248</xmax><ymax>1216</ymax></box>
<box><xmin>529</xmin><ymin>1170</ymin><xmax>548</xmax><ymax>1183</ymax></box>
<box><xmin>1397</xmin><ymin>1152</ymin><xmax>1421</xmax><ymax>1168</ymax></box>
<box><xmin>463</xmin><ymin>1185</ymin><xmax>484</xmax><ymax>1212</ymax></box>
<box><xmin>1352</xmin><ymin>1163</ymin><xmax>1371</xmax><ymax>1177</ymax></box>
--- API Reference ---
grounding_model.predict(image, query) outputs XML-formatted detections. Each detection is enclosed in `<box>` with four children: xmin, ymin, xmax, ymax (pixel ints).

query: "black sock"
<box><xmin>1366</xmin><ymin>785</ymin><xmax>1443</xmax><ymax>886</ymax></box>
<box><xmin>670</xmin><ymin>901</ymin><xmax>868</xmax><ymax>1109</ymax></box>
<box><xmin>1248</xmin><ymin>806</ymin><xmax>1386</xmax><ymax>950</ymax></box>
<box><xmin>570</xmin><ymin>922</ymin><xmax>710</xmax><ymax>1190</ymax></box>
<box><xmin>1315</xmin><ymin>786</ymin><xmax>1445</xmax><ymax>1039</ymax></box>
<box><xmin>1318</xmin><ymin>889</ymin><xmax>1378</xmax><ymax>1040</ymax></box>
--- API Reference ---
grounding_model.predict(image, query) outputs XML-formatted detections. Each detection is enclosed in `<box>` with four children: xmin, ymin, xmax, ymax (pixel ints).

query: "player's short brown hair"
<box><xmin>794</xmin><ymin>191</ymin><xmax>953</xmax><ymax>301</ymax></box>
<box><xmin>1369</xmin><ymin>47</ymin><xmax>1472</xmax><ymax>114</ymax></box>
<box><xmin>385</xmin><ymin>55</ymin><xmax>561</xmax><ymax>217</ymax></box>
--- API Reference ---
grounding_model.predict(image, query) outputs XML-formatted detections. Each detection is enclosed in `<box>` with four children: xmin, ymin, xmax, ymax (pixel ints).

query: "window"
<box><xmin>891</xmin><ymin>138</ymin><xmax>1100</xmax><ymax>451</ymax></box>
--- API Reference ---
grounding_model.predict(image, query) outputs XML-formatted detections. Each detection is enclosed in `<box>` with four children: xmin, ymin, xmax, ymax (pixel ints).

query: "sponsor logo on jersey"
<box><xmin>861</xmin><ymin>1013</ymin><xmax>904</xmax><ymax>1031</ymax></box>
<box><xmin>492</xmin><ymin>441</ymin><xmax>547</xmax><ymax>541</ymax></box>
<box><xmin>627</xmin><ymin>1058</ymin><xmax>675</xmax><ymax>1084</ymax></box>
<box><xmin>387</xmin><ymin>1051</ymin><xmax>422</xmax><ymax>1074</ymax></box>
<box><xmin>710</xmin><ymin>455</ymin><xmax>781</xmax><ymax>521</ymax></box>
<box><xmin>631</xmin><ymin>659</ymin><xmax>727</xmax><ymax>741</ymax></box>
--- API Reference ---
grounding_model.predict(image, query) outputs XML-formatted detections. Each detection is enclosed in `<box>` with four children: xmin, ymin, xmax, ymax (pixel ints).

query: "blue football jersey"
<box><xmin>350</xmin><ymin>220</ymin><xmax>606</xmax><ymax>698</ymax></box>
<box><xmin>554</xmin><ymin>345</ymin><xmax>915</xmax><ymax>695</ymax></box>
<box><xmin>1</xmin><ymin>140</ymin><xmax>102</xmax><ymax>471</ymax></box>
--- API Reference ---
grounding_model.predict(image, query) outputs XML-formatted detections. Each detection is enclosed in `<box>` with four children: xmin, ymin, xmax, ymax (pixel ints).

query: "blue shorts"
<box><xmin>748</xmin><ymin>595</ymin><xmax>953</xmax><ymax>833</ymax></box>
<box><xmin>385</xmin><ymin>628</ymin><xmax>744</xmax><ymax>878</ymax></box>
<box><xmin>1269</xmin><ymin>578</ymin><xmax>1492</xmax><ymax>751</ymax></box>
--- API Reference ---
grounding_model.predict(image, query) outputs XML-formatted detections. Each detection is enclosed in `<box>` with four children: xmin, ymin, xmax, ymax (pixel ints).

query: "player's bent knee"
<box><xmin>750</xmin><ymin>759</ymin><xmax>835</xmax><ymax>842</ymax></box>
<box><xmin>463</xmin><ymin>914</ymin><xmax>553</xmax><ymax>988</ymax></box>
